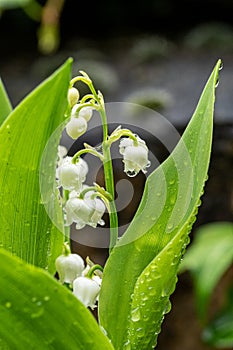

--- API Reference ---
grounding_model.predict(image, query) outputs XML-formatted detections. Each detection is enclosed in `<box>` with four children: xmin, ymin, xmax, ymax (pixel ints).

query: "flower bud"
<box><xmin>68</xmin><ymin>87</ymin><xmax>80</xmax><ymax>107</ymax></box>
<box><xmin>66</xmin><ymin>116</ymin><xmax>87</xmax><ymax>139</ymax></box>
<box><xmin>119</xmin><ymin>136</ymin><xmax>150</xmax><ymax>177</ymax></box>
<box><xmin>55</xmin><ymin>253</ymin><xmax>85</xmax><ymax>284</ymax></box>
<box><xmin>73</xmin><ymin>276</ymin><xmax>100</xmax><ymax>309</ymax></box>
<box><xmin>57</xmin><ymin>156</ymin><xmax>88</xmax><ymax>192</ymax></box>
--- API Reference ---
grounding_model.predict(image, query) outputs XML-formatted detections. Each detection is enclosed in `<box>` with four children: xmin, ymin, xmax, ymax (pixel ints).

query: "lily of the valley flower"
<box><xmin>57</xmin><ymin>156</ymin><xmax>88</xmax><ymax>192</ymax></box>
<box><xmin>79</xmin><ymin>106</ymin><xmax>93</xmax><ymax>122</ymax></box>
<box><xmin>65</xmin><ymin>191</ymin><xmax>105</xmax><ymax>229</ymax></box>
<box><xmin>119</xmin><ymin>136</ymin><xmax>150</xmax><ymax>177</ymax></box>
<box><xmin>73</xmin><ymin>276</ymin><xmax>100</xmax><ymax>309</ymax></box>
<box><xmin>66</xmin><ymin>105</ymin><xmax>94</xmax><ymax>140</ymax></box>
<box><xmin>66</xmin><ymin>116</ymin><xmax>87</xmax><ymax>139</ymax></box>
<box><xmin>55</xmin><ymin>253</ymin><xmax>85</xmax><ymax>284</ymax></box>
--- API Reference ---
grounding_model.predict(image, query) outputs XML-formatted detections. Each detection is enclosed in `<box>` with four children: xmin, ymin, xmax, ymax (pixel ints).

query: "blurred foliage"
<box><xmin>0</xmin><ymin>0</ymin><xmax>64</xmax><ymax>54</ymax></box>
<box><xmin>180</xmin><ymin>222</ymin><xmax>233</xmax><ymax>348</ymax></box>
<box><xmin>184</xmin><ymin>22</ymin><xmax>233</xmax><ymax>52</ymax></box>
<box><xmin>0</xmin><ymin>0</ymin><xmax>30</xmax><ymax>8</ymax></box>
<box><xmin>202</xmin><ymin>287</ymin><xmax>233</xmax><ymax>348</ymax></box>
<box><xmin>125</xmin><ymin>87</ymin><xmax>173</xmax><ymax>112</ymax></box>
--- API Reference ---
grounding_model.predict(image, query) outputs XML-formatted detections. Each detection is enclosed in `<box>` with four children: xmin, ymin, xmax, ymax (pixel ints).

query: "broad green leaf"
<box><xmin>0</xmin><ymin>78</ymin><xmax>12</xmax><ymax>125</ymax></box>
<box><xmin>99</xmin><ymin>60</ymin><xmax>222</xmax><ymax>349</ymax></box>
<box><xmin>180</xmin><ymin>222</ymin><xmax>233</xmax><ymax>321</ymax></box>
<box><xmin>0</xmin><ymin>248</ymin><xmax>114</xmax><ymax>350</ymax></box>
<box><xmin>0</xmin><ymin>59</ymin><xmax>72</xmax><ymax>273</ymax></box>
<box><xmin>202</xmin><ymin>287</ymin><xmax>233</xmax><ymax>348</ymax></box>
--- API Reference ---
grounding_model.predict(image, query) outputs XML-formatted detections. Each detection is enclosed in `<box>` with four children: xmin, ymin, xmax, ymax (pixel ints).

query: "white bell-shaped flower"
<box><xmin>73</xmin><ymin>276</ymin><xmax>100</xmax><ymax>309</ymax></box>
<box><xmin>55</xmin><ymin>253</ymin><xmax>85</xmax><ymax>284</ymax></box>
<box><xmin>79</xmin><ymin>107</ymin><xmax>93</xmax><ymax>122</ymax></box>
<box><xmin>66</xmin><ymin>116</ymin><xmax>87</xmax><ymax>139</ymax></box>
<box><xmin>57</xmin><ymin>156</ymin><xmax>88</xmax><ymax>192</ymax></box>
<box><xmin>119</xmin><ymin>136</ymin><xmax>150</xmax><ymax>177</ymax></box>
<box><xmin>65</xmin><ymin>191</ymin><xmax>105</xmax><ymax>229</ymax></box>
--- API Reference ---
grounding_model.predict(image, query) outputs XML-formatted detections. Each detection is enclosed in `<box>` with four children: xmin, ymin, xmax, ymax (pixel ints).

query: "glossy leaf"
<box><xmin>99</xmin><ymin>60</ymin><xmax>222</xmax><ymax>349</ymax></box>
<box><xmin>0</xmin><ymin>59</ymin><xmax>71</xmax><ymax>273</ymax></box>
<box><xmin>180</xmin><ymin>222</ymin><xmax>233</xmax><ymax>321</ymax></box>
<box><xmin>0</xmin><ymin>248</ymin><xmax>114</xmax><ymax>350</ymax></box>
<box><xmin>0</xmin><ymin>78</ymin><xmax>12</xmax><ymax>125</ymax></box>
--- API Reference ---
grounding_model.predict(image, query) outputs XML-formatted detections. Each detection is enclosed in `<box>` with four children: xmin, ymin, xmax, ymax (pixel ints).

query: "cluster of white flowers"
<box><xmin>56</xmin><ymin>249</ymin><xmax>102</xmax><ymax>309</ymax></box>
<box><xmin>56</xmin><ymin>87</ymin><xmax>151</xmax><ymax>230</ymax></box>
<box><xmin>56</xmin><ymin>146</ymin><xmax>106</xmax><ymax>229</ymax></box>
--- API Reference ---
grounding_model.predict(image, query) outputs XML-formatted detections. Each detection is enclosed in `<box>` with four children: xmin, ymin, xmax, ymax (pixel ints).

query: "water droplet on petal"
<box><xmin>126</xmin><ymin>170</ymin><xmax>137</xmax><ymax>177</ymax></box>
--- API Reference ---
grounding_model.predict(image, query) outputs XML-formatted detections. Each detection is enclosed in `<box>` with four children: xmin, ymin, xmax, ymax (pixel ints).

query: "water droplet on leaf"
<box><xmin>131</xmin><ymin>307</ymin><xmax>141</xmax><ymax>322</ymax></box>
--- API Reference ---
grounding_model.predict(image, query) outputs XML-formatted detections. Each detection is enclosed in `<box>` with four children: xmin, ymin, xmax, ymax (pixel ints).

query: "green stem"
<box><xmin>70</xmin><ymin>73</ymin><xmax>119</xmax><ymax>251</ymax></box>
<box><xmin>87</xmin><ymin>264</ymin><xmax>104</xmax><ymax>278</ymax></box>
<box><xmin>90</xmin><ymin>85</ymin><xmax>118</xmax><ymax>251</ymax></box>
<box><xmin>101</xmin><ymin>112</ymin><xmax>118</xmax><ymax>251</ymax></box>
<box><xmin>72</xmin><ymin>147</ymin><xmax>103</xmax><ymax>163</ymax></box>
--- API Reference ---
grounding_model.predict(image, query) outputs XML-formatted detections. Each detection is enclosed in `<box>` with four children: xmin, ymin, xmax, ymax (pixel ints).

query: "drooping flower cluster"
<box><xmin>56</xmin><ymin>81</ymin><xmax>151</xmax><ymax>232</ymax></box>
<box><xmin>55</xmin><ymin>245</ymin><xmax>102</xmax><ymax>309</ymax></box>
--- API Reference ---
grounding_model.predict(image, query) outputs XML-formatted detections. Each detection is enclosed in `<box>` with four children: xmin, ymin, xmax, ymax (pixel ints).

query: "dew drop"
<box><xmin>126</xmin><ymin>170</ymin><xmax>137</xmax><ymax>177</ymax></box>
<box><xmin>5</xmin><ymin>301</ymin><xmax>12</xmax><ymax>309</ymax></box>
<box><xmin>98</xmin><ymin>219</ymin><xmax>105</xmax><ymax>226</ymax></box>
<box><xmin>148</xmin><ymin>286</ymin><xmax>156</xmax><ymax>296</ymax></box>
<box><xmin>136</xmin><ymin>327</ymin><xmax>145</xmax><ymax>337</ymax></box>
<box><xmin>44</xmin><ymin>296</ymin><xmax>50</xmax><ymax>302</ymax></box>
<box><xmin>100</xmin><ymin>325</ymin><xmax>108</xmax><ymax>337</ymax></box>
<box><xmin>31</xmin><ymin>307</ymin><xmax>44</xmax><ymax>319</ymax></box>
<box><xmin>163</xmin><ymin>300</ymin><xmax>172</xmax><ymax>314</ymax></box>
<box><xmin>167</xmin><ymin>223</ymin><xmax>174</xmax><ymax>231</ymax></box>
<box><xmin>131</xmin><ymin>307</ymin><xmax>141</xmax><ymax>322</ymax></box>
<box><xmin>219</xmin><ymin>61</ymin><xmax>223</xmax><ymax>70</ymax></box>
<box><xmin>124</xmin><ymin>340</ymin><xmax>131</xmax><ymax>350</ymax></box>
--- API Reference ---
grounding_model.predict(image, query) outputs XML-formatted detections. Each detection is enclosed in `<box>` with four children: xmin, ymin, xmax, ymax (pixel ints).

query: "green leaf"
<box><xmin>0</xmin><ymin>78</ymin><xmax>12</xmax><ymax>125</ymax></box>
<box><xmin>180</xmin><ymin>222</ymin><xmax>233</xmax><ymax>321</ymax></box>
<box><xmin>99</xmin><ymin>60</ymin><xmax>222</xmax><ymax>349</ymax></box>
<box><xmin>202</xmin><ymin>287</ymin><xmax>233</xmax><ymax>348</ymax></box>
<box><xmin>0</xmin><ymin>59</ymin><xmax>71</xmax><ymax>273</ymax></box>
<box><xmin>0</xmin><ymin>248</ymin><xmax>114</xmax><ymax>350</ymax></box>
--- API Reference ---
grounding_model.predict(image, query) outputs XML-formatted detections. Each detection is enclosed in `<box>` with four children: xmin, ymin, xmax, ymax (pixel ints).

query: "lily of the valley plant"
<box><xmin>0</xmin><ymin>59</ymin><xmax>222</xmax><ymax>349</ymax></box>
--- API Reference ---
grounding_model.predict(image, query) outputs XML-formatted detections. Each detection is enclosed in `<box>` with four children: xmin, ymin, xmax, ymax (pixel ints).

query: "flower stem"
<box><xmin>94</xmin><ymin>93</ymin><xmax>118</xmax><ymax>251</ymax></box>
<box><xmin>70</xmin><ymin>73</ymin><xmax>119</xmax><ymax>251</ymax></box>
<box><xmin>87</xmin><ymin>264</ymin><xmax>104</xmax><ymax>278</ymax></box>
